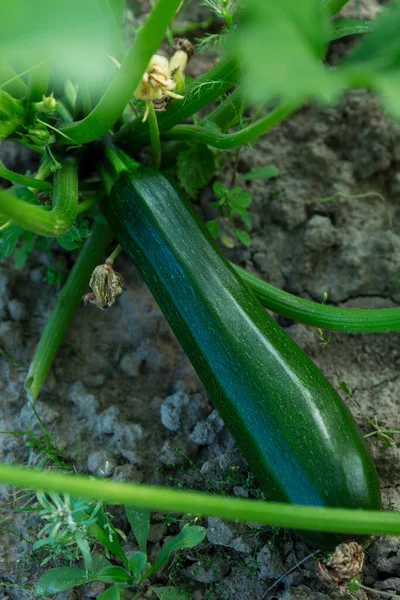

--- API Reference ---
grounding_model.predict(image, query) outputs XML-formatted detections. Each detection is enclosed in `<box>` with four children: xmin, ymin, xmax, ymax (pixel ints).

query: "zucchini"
<box><xmin>104</xmin><ymin>167</ymin><xmax>381</xmax><ymax>549</ymax></box>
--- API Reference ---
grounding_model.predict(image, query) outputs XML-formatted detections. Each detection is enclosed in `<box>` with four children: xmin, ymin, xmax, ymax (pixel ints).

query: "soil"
<box><xmin>1</xmin><ymin>1</ymin><xmax>400</xmax><ymax>599</ymax></box>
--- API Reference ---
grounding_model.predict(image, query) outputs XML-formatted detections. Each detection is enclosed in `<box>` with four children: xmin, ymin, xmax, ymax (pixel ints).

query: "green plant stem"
<box><xmin>0</xmin><ymin>463</ymin><xmax>399</xmax><ymax>537</ymax></box>
<box><xmin>0</xmin><ymin>163</ymin><xmax>52</xmax><ymax>191</ymax></box>
<box><xmin>358</xmin><ymin>584</ymin><xmax>400</xmax><ymax>599</ymax></box>
<box><xmin>0</xmin><ymin>159</ymin><xmax>78</xmax><ymax>236</ymax></box>
<box><xmin>26</xmin><ymin>61</ymin><xmax>50</xmax><ymax>103</ymax></box>
<box><xmin>106</xmin><ymin>244</ymin><xmax>122</xmax><ymax>264</ymax></box>
<box><xmin>148</xmin><ymin>102</ymin><xmax>161</xmax><ymax>169</ymax></box>
<box><xmin>206</xmin><ymin>86</ymin><xmax>243</xmax><ymax>129</ymax></box>
<box><xmin>58</xmin><ymin>0</ymin><xmax>183</xmax><ymax>144</ymax></box>
<box><xmin>162</xmin><ymin>102</ymin><xmax>300</xmax><ymax>149</ymax></box>
<box><xmin>76</xmin><ymin>196</ymin><xmax>100</xmax><ymax>215</ymax></box>
<box><xmin>0</xmin><ymin>57</ymin><xmax>26</xmax><ymax>99</ymax></box>
<box><xmin>115</xmin><ymin>55</ymin><xmax>239</xmax><ymax>151</ymax></box>
<box><xmin>25</xmin><ymin>220</ymin><xmax>113</xmax><ymax>401</ymax></box>
<box><xmin>233</xmin><ymin>265</ymin><xmax>400</xmax><ymax>333</ymax></box>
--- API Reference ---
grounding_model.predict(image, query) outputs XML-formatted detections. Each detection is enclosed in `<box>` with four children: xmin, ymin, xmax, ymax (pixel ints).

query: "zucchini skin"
<box><xmin>105</xmin><ymin>167</ymin><xmax>381</xmax><ymax>549</ymax></box>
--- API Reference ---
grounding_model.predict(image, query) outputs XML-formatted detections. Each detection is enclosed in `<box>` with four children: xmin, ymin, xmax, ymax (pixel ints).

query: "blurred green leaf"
<box><xmin>235</xmin><ymin>230</ymin><xmax>252</xmax><ymax>247</ymax></box>
<box><xmin>234</xmin><ymin>0</ymin><xmax>339</xmax><ymax>104</ymax></box>
<box><xmin>126</xmin><ymin>507</ymin><xmax>150</xmax><ymax>554</ymax></box>
<box><xmin>228</xmin><ymin>192</ymin><xmax>252</xmax><ymax>209</ymax></box>
<box><xmin>97</xmin><ymin>566</ymin><xmax>130</xmax><ymax>584</ymax></box>
<box><xmin>0</xmin><ymin>223</ymin><xmax>22</xmax><ymax>259</ymax></box>
<box><xmin>152</xmin><ymin>587</ymin><xmax>190</xmax><ymax>600</ymax></box>
<box><xmin>0</xmin><ymin>0</ymin><xmax>115</xmax><ymax>93</ymax></box>
<box><xmin>177</xmin><ymin>145</ymin><xmax>216</xmax><ymax>196</ymax></box>
<box><xmin>129</xmin><ymin>551</ymin><xmax>147</xmax><ymax>583</ymax></box>
<box><xmin>241</xmin><ymin>166</ymin><xmax>280</xmax><ymax>181</ymax></box>
<box><xmin>97</xmin><ymin>585</ymin><xmax>120</xmax><ymax>600</ymax></box>
<box><xmin>330</xmin><ymin>19</ymin><xmax>374</xmax><ymax>41</ymax></box>
<box><xmin>35</xmin><ymin>567</ymin><xmax>94</xmax><ymax>595</ymax></box>
<box><xmin>206</xmin><ymin>219</ymin><xmax>220</xmax><ymax>239</ymax></box>
<box><xmin>144</xmin><ymin>526</ymin><xmax>206</xmax><ymax>580</ymax></box>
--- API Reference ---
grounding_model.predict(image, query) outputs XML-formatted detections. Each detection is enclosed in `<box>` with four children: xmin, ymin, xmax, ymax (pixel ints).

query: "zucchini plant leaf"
<box><xmin>35</xmin><ymin>567</ymin><xmax>96</xmax><ymax>595</ymax></box>
<box><xmin>177</xmin><ymin>144</ymin><xmax>216</xmax><ymax>196</ymax></box>
<box><xmin>241</xmin><ymin>166</ymin><xmax>280</xmax><ymax>181</ymax></box>
<box><xmin>144</xmin><ymin>526</ymin><xmax>206</xmax><ymax>580</ymax></box>
<box><xmin>0</xmin><ymin>223</ymin><xmax>22</xmax><ymax>259</ymax></box>
<box><xmin>234</xmin><ymin>0</ymin><xmax>339</xmax><ymax>104</ymax></box>
<box><xmin>206</xmin><ymin>219</ymin><xmax>220</xmax><ymax>239</ymax></box>
<box><xmin>330</xmin><ymin>19</ymin><xmax>374</xmax><ymax>41</ymax></box>
<box><xmin>152</xmin><ymin>587</ymin><xmax>190</xmax><ymax>600</ymax></box>
<box><xmin>57</xmin><ymin>218</ymin><xmax>91</xmax><ymax>250</ymax></box>
<box><xmin>235</xmin><ymin>230</ymin><xmax>252</xmax><ymax>247</ymax></box>
<box><xmin>125</xmin><ymin>506</ymin><xmax>150</xmax><ymax>554</ymax></box>
<box><xmin>88</xmin><ymin>507</ymin><xmax>128</xmax><ymax>566</ymax></box>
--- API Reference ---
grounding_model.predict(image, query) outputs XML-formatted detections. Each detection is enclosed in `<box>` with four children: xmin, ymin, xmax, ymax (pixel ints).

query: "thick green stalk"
<box><xmin>58</xmin><ymin>0</ymin><xmax>182</xmax><ymax>144</ymax></box>
<box><xmin>0</xmin><ymin>57</ymin><xmax>27</xmax><ymax>99</ymax></box>
<box><xmin>206</xmin><ymin>86</ymin><xmax>243</xmax><ymax>129</ymax></box>
<box><xmin>0</xmin><ymin>163</ymin><xmax>52</xmax><ymax>191</ymax></box>
<box><xmin>25</xmin><ymin>220</ymin><xmax>113</xmax><ymax>401</ymax></box>
<box><xmin>115</xmin><ymin>55</ymin><xmax>239</xmax><ymax>151</ymax></box>
<box><xmin>26</xmin><ymin>61</ymin><xmax>50</xmax><ymax>103</ymax></box>
<box><xmin>0</xmin><ymin>463</ymin><xmax>397</xmax><ymax>537</ymax></box>
<box><xmin>0</xmin><ymin>159</ymin><xmax>78</xmax><ymax>236</ymax></box>
<box><xmin>148</xmin><ymin>102</ymin><xmax>161</xmax><ymax>169</ymax></box>
<box><xmin>234</xmin><ymin>265</ymin><xmax>400</xmax><ymax>333</ymax></box>
<box><xmin>162</xmin><ymin>102</ymin><xmax>300</xmax><ymax>149</ymax></box>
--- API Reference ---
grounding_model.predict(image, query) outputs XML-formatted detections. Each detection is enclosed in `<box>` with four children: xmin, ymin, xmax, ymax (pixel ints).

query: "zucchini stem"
<box><xmin>57</xmin><ymin>0</ymin><xmax>183</xmax><ymax>144</ymax></box>
<box><xmin>0</xmin><ymin>158</ymin><xmax>78</xmax><ymax>236</ymax></box>
<box><xmin>233</xmin><ymin>264</ymin><xmax>400</xmax><ymax>333</ymax></box>
<box><xmin>106</xmin><ymin>244</ymin><xmax>123</xmax><ymax>265</ymax></box>
<box><xmin>148</xmin><ymin>102</ymin><xmax>161</xmax><ymax>169</ymax></box>
<box><xmin>0</xmin><ymin>463</ymin><xmax>399</xmax><ymax>537</ymax></box>
<box><xmin>25</xmin><ymin>219</ymin><xmax>113</xmax><ymax>401</ymax></box>
<box><xmin>0</xmin><ymin>161</ymin><xmax>52</xmax><ymax>191</ymax></box>
<box><xmin>162</xmin><ymin>102</ymin><xmax>300</xmax><ymax>149</ymax></box>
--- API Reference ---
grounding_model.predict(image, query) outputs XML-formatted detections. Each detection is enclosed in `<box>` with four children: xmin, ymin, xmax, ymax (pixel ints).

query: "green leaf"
<box><xmin>241</xmin><ymin>166</ymin><xmax>280</xmax><ymax>181</ymax></box>
<box><xmin>206</xmin><ymin>219</ymin><xmax>220</xmax><ymax>239</ymax></box>
<box><xmin>152</xmin><ymin>587</ymin><xmax>190</xmax><ymax>600</ymax></box>
<box><xmin>144</xmin><ymin>526</ymin><xmax>206</xmax><ymax>580</ymax></box>
<box><xmin>97</xmin><ymin>566</ymin><xmax>130</xmax><ymax>584</ymax></box>
<box><xmin>235</xmin><ymin>230</ymin><xmax>252</xmax><ymax>248</ymax></box>
<box><xmin>88</xmin><ymin>507</ymin><xmax>128</xmax><ymax>567</ymax></box>
<box><xmin>231</xmin><ymin>207</ymin><xmax>252</xmax><ymax>230</ymax></box>
<box><xmin>35</xmin><ymin>567</ymin><xmax>95</xmax><ymax>596</ymax></box>
<box><xmin>57</xmin><ymin>219</ymin><xmax>91</xmax><ymax>250</ymax></box>
<box><xmin>234</xmin><ymin>0</ymin><xmax>339</xmax><ymax>105</ymax></box>
<box><xmin>15</xmin><ymin>187</ymin><xmax>41</xmax><ymax>204</ymax></box>
<box><xmin>228</xmin><ymin>192</ymin><xmax>253</xmax><ymax>209</ymax></box>
<box><xmin>0</xmin><ymin>223</ymin><xmax>22</xmax><ymax>259</ymax></box>
<box><xmin>97</xmin><ymin>585</ymin><xmax>120</xmax><ymax>600</ymax></box>
<box><xmin>221</xmin><ymin>235</ymin><xmax>235</xmax><ymax>249</ymax></box>
<box><xmin>14</xmin><ymin>230</ymin><xmax>35</xmax><ymax>268</ymax></box>
<box><xmin>213</xmin><ymin>181</ymin><xmax>226</xmax><ymax>197</ymax></box>
<box><xmin>177</xmin><ymin>145</ymin><xmax>216</xmax><ymax>196</ymax></box>
<box><xmin>330</xmin><ymin>19</ymin><xmax>374</xmax><ymax>41</ymax></box>
<box><xmin>125</xmin><ymin>506</ymin><xmax>150</xmax><ymax>554</ymax></box>
<box><xmin>129</xmin><ymin>551</ymin><xmax>147</xmax><ymax>583</ymax></box>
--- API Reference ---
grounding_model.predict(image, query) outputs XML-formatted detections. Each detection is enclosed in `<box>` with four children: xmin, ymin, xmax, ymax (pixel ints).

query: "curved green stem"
<box><xmin>58</xmin><ymin>0</ymin><xmax>183</xmax><ymax>144</ymax></box>
<box><xmin>25</xmin><ymin>220</ymin><xmax>113</xmax><ymax>401</ymax></box>
<box><xmin>234</xmin><ymin>265</ymin><xmax>400</xmax><ymax>333</ymax></box>
<box><xmin>0</xmin><ymin>162</ymin><xmax>52</xmax><ymax>191</ymax></box>
<box><xmin>162</xmin><ymin>102</ymin><xmax>300</xmax><ymax>149</ymax></box>
<box><xmin>115</xmin><ymin>55</ymin><xmax>239</xmax><ymax>151</ymax></box>
<box><xmin>148</xmin><ymin>102</ymin><xmax>161</xmax><ymax>169</ymax></box>
<box><xmin>0</xmin><ymin>463</ymin><xmax>399</xmax><ymax>537</ymax></box>
<box><xmin>205</xmin><ymin>86</ymin><xmax>244</xmax><ymax>129</ymax></box>
<box><xmin>0</xmin><ymin>57</ymin><xmax>27</xmax><ymax>99</ymax></box>
<box><xmin>0</xmin><ymin>159</ymin><xmax>78</xmax><ymax>236</ymax></box>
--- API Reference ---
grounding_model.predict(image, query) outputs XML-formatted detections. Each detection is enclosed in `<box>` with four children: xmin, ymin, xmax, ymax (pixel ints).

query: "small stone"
<box><xmin>188</xmin><ymin>410</ymin><xmax>224</xmax><ymax>445</ymax></box>
<box><xmin>257</xmin><ymin>545</ymin><xmax>285</xmax><ymax>580</ymax></box>
<box><xmin>369</xmin><ymin>536</ymin><xmax>400</xmax><ymax>574</ymax></box>
<box><xmin>68</xmin><ymin>381</ymin><xmax>98</xmax><ymax>419</ymax></box>
<box><xmin>7</xmin><ymin>299</ymin><xmax>26</xmax><ymax>322</ymax></box>
<box><xmin>87</xmin><ymin>449</ymin><xmax>117</xmax><ymax>477</ymax></box>
<box><xmin>207</xmin><ymin>518</ymin><xmax>234</xmax><ymax>547</ymax></box>
<box><xmin>119</xmin><ymin>352</ymin><xmax>139</xmax><ymax>378</ymax></box>
<box><xmin>160</xmin><ymin>392</ymin><xmax>206</xmax><ymax>434</ymax></box>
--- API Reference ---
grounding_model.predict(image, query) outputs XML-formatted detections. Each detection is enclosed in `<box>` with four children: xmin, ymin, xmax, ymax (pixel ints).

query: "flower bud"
<box><xmin>32</xmin><ymin>92</ymin><xmax>58</xmax><ymax>114</ymax></box>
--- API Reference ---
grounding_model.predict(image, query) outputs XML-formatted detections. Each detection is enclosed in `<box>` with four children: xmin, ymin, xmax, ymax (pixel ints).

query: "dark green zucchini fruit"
<box><xmin>104</xmin><ymin>166</ymin><xmax>381</xmax><ymax>549</ymax></box>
